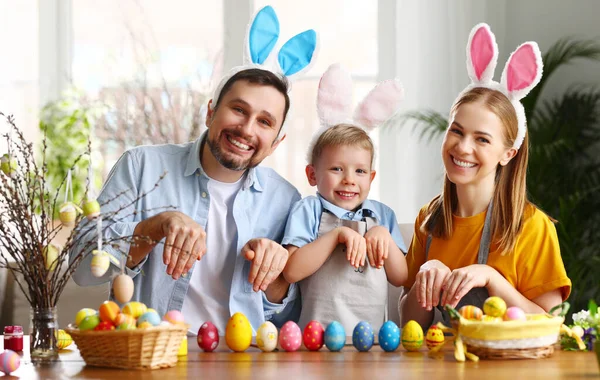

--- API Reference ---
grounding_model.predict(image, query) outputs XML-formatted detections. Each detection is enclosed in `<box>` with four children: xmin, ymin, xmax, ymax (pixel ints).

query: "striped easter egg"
<box><xmin>0</xmin><ymin>349</ymin><xmax>20</xmax><ymax>374</ymax></box>
<box><xmin>459</xmin><ymin>305</ymin><xmax>483</xmax><ymax>320</ymax></box>
<box><xmin>122</xmin><ymin>301</ymin><xmax>147</xmax><ymax>318</ymax></box>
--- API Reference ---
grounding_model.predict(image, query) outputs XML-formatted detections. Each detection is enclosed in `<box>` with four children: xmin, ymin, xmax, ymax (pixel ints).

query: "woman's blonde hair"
<box><xmin>422</xmin><ymin>87</ymin><xmax>531</xmax><ymax>254</ymax></box>
<box><xmin>310</xmin><ymin>124</ymin><xmax>375</xmax><ymax>167</ymax></box>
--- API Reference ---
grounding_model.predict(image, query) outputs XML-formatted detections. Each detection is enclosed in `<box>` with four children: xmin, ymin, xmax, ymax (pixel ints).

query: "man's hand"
<box><xmin>242</xmin><ymin>238</ymin><xmax>289</xmax><ymax>292</ymax></box>
<box><xmin>162</xmin><ymin>211</ymin><xmax>207</xmax><ymax>280</ymax></box>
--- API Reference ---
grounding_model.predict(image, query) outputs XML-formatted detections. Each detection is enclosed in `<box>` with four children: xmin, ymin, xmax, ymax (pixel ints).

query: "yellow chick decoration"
<box><xmin>401</xmin><ymin>320</ymin><xmax>424</xmax><ymax>351</ymax></box>
<box><xmin>225</xmin><ymin>312</ymin><xmax>252</xmax><ymax>352</ymax></box>
<box><xmin>59</xmin><ymin>202</ymin><xmax>82</xmax><ymax>227</ymax></box>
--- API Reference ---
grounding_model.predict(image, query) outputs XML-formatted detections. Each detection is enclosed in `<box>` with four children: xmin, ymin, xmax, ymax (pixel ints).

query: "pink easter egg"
<box><xmin>0</xmin><ymin>349</ymin><xmax>20</xmax><ymax>374</ymax></box>
<box><xmin>504</xmin><ymin>306</ymin><xmax>526</xmax><ymax>321</ymax></box>
<box><xmin>163</xmin><ymin>310</ymin><xmax>185</xmax><ymax>324</ymax></box>
<box><xmin>303</xmin><ymin>320</ymin><xmax>325</xmax><ymax>351</ymax></box>
<box><xmin>198</xmin><ymin>321</ymin><xmax>220</xmax><ymax>352</ymax></box>
<box><xmin>279</xmin><ymin>321</ymin><xmax>302</xmax><ymax>352</ymax></box>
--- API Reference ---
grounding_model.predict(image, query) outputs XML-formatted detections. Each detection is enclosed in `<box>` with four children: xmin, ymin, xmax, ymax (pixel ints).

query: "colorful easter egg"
<box><xmin>82</xmin><ymin>198</ymin><xmax>101</xmax><ymax>220</ymax></box>
<box><xmin>59</xmin><ymin>202</ymin><xmax>82</xmax><ymax>227</ymax></box>
<box><xmin>378</xmin><ymin>320</ymin><xmax>400</xmax><ymax>352</ymax></box>
<box><xmin>117</xmin><ymin>321</ymin><xmax>136</xmax><ymax>330</ymax></box>
<box><xmin>352</xmin><ymin>321</ymin><xmax>375</xmax><ymax>352</ymax></box>
<box><xmin>459</xmin><ymin>305</ymin><xmax>483</xmax><ymax>321</ymax></box>
<box><xmin>197</xmin><ymin>321</ymin><xmax>220</xmax><ymax>352</ymax></box>
<box><xmin>401</xmin><ymin>320</ymin><xmax>424</xmax><ymax>352</ymax></box>
<box><xmin>324</xmin><ymin>321</ymin><xmax>346</xmax><ymax>352</ymax></box>
<box><xmin>225</xmin><ymin>312</ymin><xmax>252</xmax><ymax>352</ymax></box>
<box><xmin>303</xmin><ymin>320</ymin><xmax>325</xmax><ymax>351</ymax></box>
<box><xmin>504</xmin><ymin>306</ymin><xmax>526</xmax><ymax>321</ymax></box>
<box><xmin>137</xmin><ymin>321</ymin><xmax>153</xmax><ymax>329</ymax></box>
<box><xmin>79</xmin><ymin>314</ymin><xmax>101</xmax><ymax>331</ymax></box>
<box><xmin>112</xmin><ymin>274</ymin><xmax>134</xmax><ymax>304</ymax></box>
<box><xmin>122</xmin><ymin>301</ymin><xmax>148</xmax><ymax>318</ymax></box>
<box><xmin>163</xmin><ymin>310</ymin><xmax>185</xmax><ymax>325</ymax></box>
<box><xmin>425</xmin><ymin>325</ymin><xmax>445</xmax><ymax>350</ymax></box>
<box><xmin>91</xmin><ymin>250</ymin><xmax>110</xmax><ymax>277</ymax></box>
<box><xmin>256</xmin><ymin>321</ymin><xmax>278</xmax><ymax>352</ymax></box>
<box><xmin>98</xmin><ymin>300</ymin><xmax>120</xmax><ymax>323</ymax></box>
<box><xmin>482</xmin><ymin>315</ymin><xmax>503</xmax><ymax>323</ymax></box>
<box><xmin>279</xmin><ymin>321</ymin><xmax>302</xmax><ymax>352</ymax></box>
<box><xmin>75</xmin><ymin>308</ymin><xmax>96</xmax><ymax>326</ymax></box>
<box><xmin>137</xmin><ymin>310</ymin><xmax>161</xmax><ymax>326</ymax></box>
<box><xmin>42</xmin><ymin>244</ymin><xmax>60</xmax><ymax>271</ymax></box>
<box><xmin>0</xmin><ymin>349</ymin><xmax>20</xmax><ymax>374</ymax></box>
<box><xmin>56</xmin><ymin>329</ymin><xmax>73</xmax><ymax>349</ymax></box>
<box><xmin>94</xmin><ymin>321</ymin><xmax>116</xmax><ymax>331</ymax></box>
<box><xmin>114</xmin><ymin>313</ymin><xmax>136</xmax><ymax>327</ymax></box>
<box><xmin>1</xmin><ymin>154</ymin><xmax>18</xmax><ymax>176</ymax></box>
<box><xmin>483</xmin><ymin>296</ymin><xmax>507</xmax><ymax>318</ymax></box>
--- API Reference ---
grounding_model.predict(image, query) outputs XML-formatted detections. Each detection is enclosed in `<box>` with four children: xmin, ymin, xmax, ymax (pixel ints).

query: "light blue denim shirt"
<box><xmin>282</xmin><ymin>194</ymin><xmax>407</xmax><ymax>252</ymax></box>
<box><xmin>69</xmin><ymin>132</ymin><xmax>302</xmax><ymax>331</ymax></box>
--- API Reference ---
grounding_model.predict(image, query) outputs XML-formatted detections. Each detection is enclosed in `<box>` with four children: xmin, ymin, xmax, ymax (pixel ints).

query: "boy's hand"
<box><xmin>337</xmin><ymin>226</ymin><xmax>366</xmax><ymax>268</ymax></box>
<box><xmin>364</xmin><ymin>226</ymin><xmax>392</xmax><ymax>268</ymax></box>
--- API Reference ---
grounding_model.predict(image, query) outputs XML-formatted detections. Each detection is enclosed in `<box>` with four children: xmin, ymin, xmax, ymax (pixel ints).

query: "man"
<box><xmin>70</xmin><ymin>68</ymin><xmax>301</xmax><ymax>333</ymax></box>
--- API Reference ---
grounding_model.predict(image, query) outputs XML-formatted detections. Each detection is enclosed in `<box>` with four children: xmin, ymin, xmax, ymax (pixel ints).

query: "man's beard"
<box><xmin>206</xmin><ymin>132</ymin><xmax>259</xmax><ymax>171</ymax></box>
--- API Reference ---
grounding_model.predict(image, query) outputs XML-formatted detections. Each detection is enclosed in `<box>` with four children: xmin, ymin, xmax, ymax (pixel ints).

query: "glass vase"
<box><xmin>29</xmin><ymin>306</ymin><xmax>59</xmax><ymax>363</ymax></box>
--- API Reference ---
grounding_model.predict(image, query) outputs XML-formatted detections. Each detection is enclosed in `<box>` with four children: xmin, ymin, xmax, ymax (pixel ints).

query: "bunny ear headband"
<box><xmin>307</xmin><ymin>63</ymin><xmax>404</xmax><ymax>162</ymax></box>
<box><xmin>211</xmin><ymin>5</ymin><xmax>319</xmax><ymax>139</ymax></box>
<box><xmin>456</xmin><ymin>23</ymin><xmax>543</xmax><ymax>149</ymax></box>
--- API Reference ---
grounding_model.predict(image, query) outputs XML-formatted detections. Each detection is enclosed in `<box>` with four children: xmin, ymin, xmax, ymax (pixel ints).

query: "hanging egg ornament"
<box><xmin>324</xmin><ymin>321</ymin><xmax>346</xmax><ymax>352</ymax></box>
<box><xmin>59</xmin><ymin>202</ymin><xmax>82</xmax><ymax>227</ymax></box>
<box><xmin>256</xmin><ymin>321</ymin><xmax>278</xmax><ymax>352</ymax></box>
<box><xmin>378</xmin><ymin>320</ymin><xmax>401</xmax><ymax>352</ymax></box>
<box><xmin>82</xmin><ymin>198</ymin><xmax>101</xmax><ymax>220</ymax></box>
<box><xmin>112</xmin><ymin>274</ymin><xmax>134</xmax><ymax>304</ymax></box>
<box><xmin>42</xmin><ymin>244</ymin><xmax>60</xmax><ymax>271</ymax></box>
<box><xmin>425</xmin><ymin>326</ymin><xmax>445</xmax><ymax>350</ymax></box>
<box><xmin>90</xmin><ymin>250</ymin><xmax>111</xmax><ymax>277</ymax></box>
<box><xmin>198</xmin><ymin>321</ymin><xmax>220</xmax><ymax>352</ymax></box>
<box><xmin>279</xmin><ymin>321</ymin><xmax>302</xmax><ymax>352</ymax></box>
<box><xmin>0</xmin><ymin>349</ymin><xmax>20</xmax><ymax>374</ymax></box>
<box><xmin>459</xmin><ymin>305</ymin><xmax>484</xmax><ymax>321</ymax></box>
<box><xmin>225</xmin><ymin>312</ymin><xmax>252</xmax><ymax>352</ymax></box>
<box><xmin>1</xmin><ymin>154</ymin><xmax>18</xmax><ymax>176</ymax></box>
<box><xmin>56</xmin><ymin>329</ymin><xmax>73</xmax><ymax>349</ymax></box>
<box><xmin>401</xmin><ymin>320</ymin><xmax>424</xmax><ymax>351</ymax></box>
<box><xmin>352</xmin><ymin>321</ymin><xmax>375</xmax><ymax>352</ymax></box>
<box><xmin>303</xmin><ymin>320</ymin><xmax>325</xmax><ymax>351</ymax></box>
<box><xmin>483</xmin><ymin>296</ymin><xmax>507</xmax><ymax>318</ymax></box>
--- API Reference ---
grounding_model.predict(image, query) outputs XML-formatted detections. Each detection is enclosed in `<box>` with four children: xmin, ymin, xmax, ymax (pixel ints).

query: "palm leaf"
<box><xmin>389</xmin><ymin>109</ymin><xmax>448</xmax><ymax>142</ymax></box>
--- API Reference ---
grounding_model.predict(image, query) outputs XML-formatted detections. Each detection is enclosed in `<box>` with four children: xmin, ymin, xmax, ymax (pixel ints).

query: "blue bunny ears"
<box><xmin>211</xmin><ymin>6</ymin><xmax>319</xmax><ymax>137</ymax></box>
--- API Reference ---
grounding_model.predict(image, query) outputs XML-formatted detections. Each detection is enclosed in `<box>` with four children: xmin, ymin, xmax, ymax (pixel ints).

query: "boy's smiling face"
<box><xmin>306</xmin><ymin>144</ymin><xmax>376</xmax><ymax>211</ymax></box>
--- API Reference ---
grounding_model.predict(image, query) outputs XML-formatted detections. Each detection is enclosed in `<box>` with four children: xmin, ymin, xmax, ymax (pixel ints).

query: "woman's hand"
<box><xmin>441</xmin><ymin>264</ymin><xmax>497</xmax><ymax>307</ymax></box>
<box><xmin>415</xmin><ymin>260</ymin><xmax>451</xmax><ymax>311</ymax></box>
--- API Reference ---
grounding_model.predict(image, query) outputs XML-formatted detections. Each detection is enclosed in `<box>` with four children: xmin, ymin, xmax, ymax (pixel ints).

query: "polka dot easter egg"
<box><xmin>483</xmin><ymin>296</ymin><xmax>507</xmax><ymax>318</ymax></box>
<box><xmin>504</xmin><ymin>306</ymin><xmax>526</xmax><ymax>321</ymax></box>
<box><xmin>256</xmin><ymin>321</ymin><xmax>278</xmax><ymax>352</ymax></box>
<box><xmin>324</xmin><ymin>321</ymin><xmax>346</xmax><ymax>352</ymax></box>
<box><xmin>378</xmin><ymin>320</ymin><xmax>400</xmax><ymax>352</ymax></box>
<box><xmin>303</xmin><ymin>320</ymin><xmax>325</xmax><ymax>351</ymax></box>
<box><xmin>225</xmin><ymin>312</ymin><xmax>252</xmax><ymax>352</ymax></box>
<box><xmin>352</xmin><ymin>321</ymin><xmax>375</xmax><ymax>352</ymax></box>
<box><xmin>401</xmin><ymin>320</ymin><xmax>424</xmax><ymax>352</ymax></box>
<box><xmin>198</xmin><ymin>321</ymin><xmax>220</xmax><ymax>352</ymax></box>
<box><xmin>279</xmin><ymin>321</ymin><xmax>302</xmax><ymax>352</ymax></box>
<box><xmin>0</xmin><ymin>349</ymin><xmax>20</xmax><ymax>375</ymax></box>
<box><xmin>459</xmin><ymin>305</ymin><xmax>483</xmax><ymax>321</ymax></box>
<box><xmin>163</xmin><ymin>310</ymin><xmax>185</xmax><ymax>325</ymax></box>
<box><xmin>425</xmin><ymin>326</ymin><xmax>445</xmax><ymax>350</ymax></box>
<box><xmin>75</xmin><ymin>308</ymin><xmax>96</xmax><ymax>327</ymax></box>
<box><xmin>98</xmin><ymin>301</ymin><xmax>120</xmax><ymax>324</ymax></box>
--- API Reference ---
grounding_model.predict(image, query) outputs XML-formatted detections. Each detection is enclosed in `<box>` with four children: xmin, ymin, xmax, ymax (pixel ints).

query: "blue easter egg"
<box><xmin>324</xmin><ymin>321</ymin><xmax>346</xmax><ymax>352</ymax></box>
<box><xmin>352</xmin><ymin>321</ymin><xmax>374</xmax><ymax>352</ymax></box>
<box><xmin>137</xmin><ymin>311</ymin><xmax>161</xmax><ymax>326</ymax></box>
<box><xmin>378</xmin><ymin>320</ymin><xmax>400</xmax><ymax>352</ymax></box>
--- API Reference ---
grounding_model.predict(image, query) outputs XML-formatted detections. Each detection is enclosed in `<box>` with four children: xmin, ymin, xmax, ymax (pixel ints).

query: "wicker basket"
<box><xmin>66</xmin><ymin>324</ymin><xmax>189</xmax><ymax>370</ymax></box>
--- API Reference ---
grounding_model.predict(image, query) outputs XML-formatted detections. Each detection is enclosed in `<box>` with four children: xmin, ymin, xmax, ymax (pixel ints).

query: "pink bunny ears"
<box><xmin>459</xmin><ymin>23</ymin><xmax>543</xmax><ymax>149</ymax></box>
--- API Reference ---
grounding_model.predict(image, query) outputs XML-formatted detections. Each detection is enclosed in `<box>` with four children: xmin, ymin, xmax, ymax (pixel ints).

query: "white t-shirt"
<box><xmin>181</xmin><ymin>174</ymin><xmax>244</xmax><ymax>335</ymax></box>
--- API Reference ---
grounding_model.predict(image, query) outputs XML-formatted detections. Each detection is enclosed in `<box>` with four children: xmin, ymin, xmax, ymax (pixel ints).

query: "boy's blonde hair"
<box><xmin>310</xmin><ymin>124</ymin><xmax>375</xmax><ymax>167</ymax></box>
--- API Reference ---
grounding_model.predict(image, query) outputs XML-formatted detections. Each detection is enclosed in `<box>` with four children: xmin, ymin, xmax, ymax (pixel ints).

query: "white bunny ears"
<box><xmin>456</xmin><ymin>23</ymin><xmax>543</xmax><ymax>149</ymax></box>
<box><xmin>307</xmin><ymin>63</ymin><xmax>404</xmax><ymax>162</ymax></box>
<box><xmin>211</xmin><ymin>6</ymin><xmax>319</xmax><ymax>138</ymax></box>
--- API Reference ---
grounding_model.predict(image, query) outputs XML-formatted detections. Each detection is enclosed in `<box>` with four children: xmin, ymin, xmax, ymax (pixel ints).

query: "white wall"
<box><xmin>381</xmin><ymin>0</ymin><xmax>600</xmax><ymax>224</ymax></box>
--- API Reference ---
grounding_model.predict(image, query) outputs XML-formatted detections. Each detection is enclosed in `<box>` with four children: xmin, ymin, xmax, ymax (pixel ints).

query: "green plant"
<box><xmin>396</xmin><ymin>38</ymin><xmax>600</xmax><ymax>318</ymax></box>
<box><xmin>39</xmin><ymin>89</ymin><xmax>104</xmax><ymax>216</ymax></box>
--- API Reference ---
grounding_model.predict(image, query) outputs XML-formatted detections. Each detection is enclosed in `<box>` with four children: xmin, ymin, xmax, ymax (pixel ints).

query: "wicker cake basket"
<box><xmin>66</xmin><ymin>323</ymin><xmax>189</xmax><ymax>370</ymax></box>
<box><xmin>437</xmin><ymin>304</ymin><xmax>585</xmax><ymax>361</ymax></box>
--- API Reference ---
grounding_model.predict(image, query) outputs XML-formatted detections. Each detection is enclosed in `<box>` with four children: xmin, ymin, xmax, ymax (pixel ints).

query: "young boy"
<box><xmin>282</xmin><ymin>124</ymin><xmax>408</xmax><ymax>334</ymax></box>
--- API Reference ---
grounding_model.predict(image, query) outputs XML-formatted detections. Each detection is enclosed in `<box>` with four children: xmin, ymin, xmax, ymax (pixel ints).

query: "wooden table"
<box><xmin>2</xmin><ymin>338</ymin><xmax>598</xmax><ymax>379</ymax></box>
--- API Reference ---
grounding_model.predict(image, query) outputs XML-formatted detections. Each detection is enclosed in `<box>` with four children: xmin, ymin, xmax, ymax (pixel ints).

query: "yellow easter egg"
<box><xmin>481</xmin><ymin>315</ymin><xmax>503</xmax><ymax>323</ymax></box>
<box><xmin>425</xmin><ymin>325</ymin><xmax>445</xmax><ymax>350</ymax></box>
<box><xmin>122</xmin><ymin>301</ymin><xmax>147</xmax><ymax>318</ymax></box>
<box><xmin>113</xmin><ymin>274</ymin><xmax>134</xmax><ymax>304</ymax></box>
<box><xmin>401</xmin><ymin>320</ymin><xmax>424</xmax><ymax>352</ymax></box>
<box><xmin>43</xmin><ymin>244</ymin><xmax>60</xmax><ymax>271</ymax></box>
<box><xmin>90</xmin><ymin>251</ymin><xmax>110</xmax><ymax>277</ymax></box>
<box><xmin>56</xmin><ymin>329</ymin><xmax>73</xmax><ymax>349</ymax></box>
<box><xmin>75</xmin><ymin>308</ymin><xmax>97</xmax><ymax>326</ymax></box>
<box><xmin>137</xmin><ymin>321</ymin><xmax>153</xmax><ymax>329</ymax></box>
<box><xmin>483</xmin><ymin>296</ymin><xmax>507</xmax><ymax>318</ymax></box>
<box><xmin>59</xmin><ymin>202</ymin><xmax>81</xmax><ymax>226</ymax></box>
<box><xmin>459</xmin><ymin>305</ymin><xmax>483</xmax><ymax>320</ymax></box>
<box><xmin>225</xmin><ymin>312</ymin><xmax>252</xmax><ymax>352</ymax></box>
